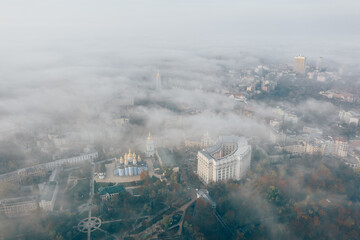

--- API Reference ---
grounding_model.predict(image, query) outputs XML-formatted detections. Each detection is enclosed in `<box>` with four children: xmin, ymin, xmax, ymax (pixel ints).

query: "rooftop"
<box><xmin>98</xmin><ymin>185</ymin><xmax>125</xmax><ymax>196</ymax></box>
<box><xmin>201</xmin><ymin>136</ymin><xmax>249</xmax><ymax>161</ymax></box>
<box><xmin>40</xmin><ymin>181</ymin><xmax>57</xmax><ymax>201</ymax></box>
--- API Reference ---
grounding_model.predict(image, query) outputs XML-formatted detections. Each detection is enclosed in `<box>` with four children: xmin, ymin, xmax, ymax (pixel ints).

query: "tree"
<box><xmin>183</xmin><ymin>221</ymin><xmax>193</xmax><ymax>235</ymax></box>
<box><xmin>266</xmin><ymin>185</ymin><xmax>282</xmax><ymax>205</ymax></box>
<box><xmin>170</xmin><ymin>172</ymin><xmax>180</xmax><ymax>184</ymax></box>
<box><xmin>161</xmin><ymin>215</ymin><xmax>172</xmax><ymax>231</ymax></box>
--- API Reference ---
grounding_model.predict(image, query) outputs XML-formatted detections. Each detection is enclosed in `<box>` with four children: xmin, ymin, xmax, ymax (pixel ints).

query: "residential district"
<box><xmin>1</xmin><ymin>55</ymin><xmax>360</xmax><ymax>240</ymax></box>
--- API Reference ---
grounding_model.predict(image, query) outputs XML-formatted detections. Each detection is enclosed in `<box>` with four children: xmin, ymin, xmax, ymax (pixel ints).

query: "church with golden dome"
<box><xmin>114</xmin><ymin>149</ymin><xmax>147</xmax><ymax>177</ymax></box>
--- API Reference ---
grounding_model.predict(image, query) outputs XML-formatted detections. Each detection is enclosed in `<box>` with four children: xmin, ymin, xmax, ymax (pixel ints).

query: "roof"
<box><xmin>98</xmin><ymin>185</ymin><xmax>125</xmax><ymax>196</ymax></box>
<box><xmin>200</xmin><ymin>136</ymin><xmax>249</xmax><ymax>161</ymax></box>
<box><xmin>156</xmin><ymin>148</ymin><xmax>176</xmax><ymax>166</ymax></box>
<box><xmin>40</xmin><ymin>181</ymin><xmax>56</xmax><ymax>201</ymax></box>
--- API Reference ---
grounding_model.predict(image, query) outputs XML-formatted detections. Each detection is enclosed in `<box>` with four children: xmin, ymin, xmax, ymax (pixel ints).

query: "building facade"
<box><xmin>0</xmin><ymin>197</ymin><xmax>38</xmax><ymax>217</ymax></box>
<box><xmin>145</xmin><ymin>132</ymin><xmax>155</xmax><ymax>157</ymax></box>
<box><xmin>114</xmin><ymin>149</ymin><xmax>147</xmax><ymax>177</ymax></box>
<box><xmin>39</xmin><ymin>181</ymin><xmax>58</xmax><ymax>211</ymax></box>
<box><xmin>339</xmin><ymin>111</ymin><xmax>360</xmax><ymax>126</ymax></box>
<box><xmin>294</xmin><ymin>55</ymin><xmax>306</xmax><ymax>74</ymax></box>
<box><xmin>333</xmin><ymin>137</ymin><xmax>348</xmax><ymax>157</ymax></box>
<box><xmin>0</xmin><ymin>152</ymin><xmax>98</xmax><ymax>183</ymax></box>
<box><xmin>197</xmin><ymin>136</ymin><xmax>251</xmax><ymax>184</ymax></box>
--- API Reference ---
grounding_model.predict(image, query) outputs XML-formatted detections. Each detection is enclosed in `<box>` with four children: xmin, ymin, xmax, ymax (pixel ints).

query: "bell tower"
<box><xmin>145</xmin><ymin>132</ymin><xmax>155</xmax><ymax>157</ymax></box>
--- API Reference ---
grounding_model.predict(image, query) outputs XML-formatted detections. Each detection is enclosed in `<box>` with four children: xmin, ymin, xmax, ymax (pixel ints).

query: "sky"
<box><xmin>1</xmin><ymin>0</ymin><xmax>359</xmax><ymax>55</ymax></box>
<box><xmin>0</xmin><ymin>0</ymin><xmax>359</xmax><ymax>147</ymax></box>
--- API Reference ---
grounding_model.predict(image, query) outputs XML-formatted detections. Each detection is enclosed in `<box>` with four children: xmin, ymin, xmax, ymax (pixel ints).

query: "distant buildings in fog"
<box><xmin>319</xmin><ymin>90</ymin><xmax>356</xmax><ymax>103</ymax></box>
<box><xmin>339</xmin><ymin>111</ymin><xmax>360</xmax><ymax>126</ymax></box>
<box><xmin>0</xmin><ymin>152</ymin><xmax>98</xmax><ymax>183</ymax></box>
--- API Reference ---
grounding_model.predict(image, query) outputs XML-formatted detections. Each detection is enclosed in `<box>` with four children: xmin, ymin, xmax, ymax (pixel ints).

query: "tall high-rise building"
<box><xmin>294</xmin><ymin>55</ymin><xmax>306</xmax><ymax>74</ymax></box>
<box><xmin>156</xmin><ymin>71</ymin><xmax>162</xmax><ymax>90</ymax></box>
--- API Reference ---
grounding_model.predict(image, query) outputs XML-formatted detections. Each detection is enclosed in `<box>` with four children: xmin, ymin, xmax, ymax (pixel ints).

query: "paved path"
<box><xmin>130</xmin><ymin>197</ymin><xmax>196</xmax><ymax>239</ymax></box>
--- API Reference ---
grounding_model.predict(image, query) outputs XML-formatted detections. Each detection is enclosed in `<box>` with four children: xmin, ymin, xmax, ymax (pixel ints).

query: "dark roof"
<box><xmin>98</xmin><ymin>185</ymin><xmax>125</xmax><ymax>196</ymax></box>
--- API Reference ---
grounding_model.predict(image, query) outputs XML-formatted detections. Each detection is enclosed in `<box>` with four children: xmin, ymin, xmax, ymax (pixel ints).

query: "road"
<box><xmin>88</xmin><ymin>162</ymin><xmax>95</xmax><ymax>240</ymax></box>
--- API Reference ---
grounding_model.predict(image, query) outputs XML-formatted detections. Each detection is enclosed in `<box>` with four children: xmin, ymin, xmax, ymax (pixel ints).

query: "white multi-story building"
<box><xmin>197</xmin><ymin>136</ymin><xmax>251</xmax><ymax>184</ymax></box>
<box><xmin>333</xmin><ymin>137</ymin><xmax>348</xmax><ymax>157</ymax></box>
<box><xmin>339</xmin><ymin>111</ymin><xmax>360</xmax><ymax>126</ymax></box>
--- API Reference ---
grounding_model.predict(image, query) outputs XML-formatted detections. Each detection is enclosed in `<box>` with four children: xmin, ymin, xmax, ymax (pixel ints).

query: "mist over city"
<box><xmin>0</xmin><ymin>1</ymin><xmax>360</xmax><ymax>240</ymax></box>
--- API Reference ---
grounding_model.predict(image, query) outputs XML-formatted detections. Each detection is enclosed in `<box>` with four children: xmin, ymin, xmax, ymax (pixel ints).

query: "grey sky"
<box><xmin>0</xmin><ymin>0</ymin><xmax>359</xmax><ymax>143</ymax></box>
<box><xmin>1</xmin><ymin>0</ymin><xmax>359</xmax><ymax>46</ymax></box>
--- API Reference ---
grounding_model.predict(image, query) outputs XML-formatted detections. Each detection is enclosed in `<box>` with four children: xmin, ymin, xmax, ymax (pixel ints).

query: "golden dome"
<box><xmin>120</xmin><ymin>157</ymin><xmax>124</xmax><ymax>164</ymax></box>
<box><xmin>137</xmin><ymin>155</ymin><xmax>141</xmax><ymax>161</ymax></box>
<box><xmin>147</xmin><ymin>132</ymin><xmax>152</xmax><ymax>141</ymax></box>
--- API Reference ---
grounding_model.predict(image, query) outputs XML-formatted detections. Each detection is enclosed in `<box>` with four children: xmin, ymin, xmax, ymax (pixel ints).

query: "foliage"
<box><xmin>184</xmin><ymin>154</ymin><xmax>360</xmax><ymax>240</ymax></box>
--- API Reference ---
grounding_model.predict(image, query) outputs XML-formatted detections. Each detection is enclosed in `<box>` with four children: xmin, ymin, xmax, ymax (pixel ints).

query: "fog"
<box><xmin>0</xmin><ymin>0</ymin><xmax>359</xmax><ymax>148</ymax></box>
<box><xmin>1</xmin><ymin>1</ymin><xmax>360</xmax><ymax>239</ymax></box>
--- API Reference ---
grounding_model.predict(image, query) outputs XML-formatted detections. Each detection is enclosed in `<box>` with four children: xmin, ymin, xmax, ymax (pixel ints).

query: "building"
<box><xmin>201</xmin><ymin>132</ymin><xmax>212</xmax><ymax>148</ymax></box>
<box><xmin>39</xmin><ymin>181</ymin><xmax>58</xmax><ymax>211</ymax></box>
<box><xmin>0</xmin><ymin>197</ymin><xmax>38</xmax><ymax>217</ymax></box>
<box><xmin>197</xmin><ymin>136</ymin><xmax>251</xmax><ymax>184</ymax></box>
<box><xmin>45</xmin><ymin>152</ymin><xmax>99</xmax><ymax>170</ymax></box>
<box><xmin>273</xmin><ymin>106</ymin><xmax>298</xmax><ymax>124</ymax></box>
<box><xmin>185</xmin><ymin>139</ymin><xmax>202</xmax><ymax>148</ymax></box>
<box><xmin>316</xmin><ymin>57</ymin><xmax>324</xmax><ymax>71</ymax></box>
<box><xmin>95</xmin><ymin>163</ymin><xmax>106</xmax><ymax>180</ymax></box>
<box><xmin>114</xmin><ymin>149</ymin><xmax>147</xmax><ymax>177</ymax></box>
<box><xmin>305</xmin><ymin>139</ymin><xmax>326</xmax><ymax>155</ymax></box>
<box><xmin>145</xmin><ymin>132</ymin><xmax>155</xmax><ymax>157</ymax></box>
<box><xmin>0</xmin><ymin>152</ymin><xmax>98</xmax><ymax>184</ymax></box>
<box><xmin>333</xmin><ymin>137</ymin><xmax>348</xmax><ymax>157</ymax></box>
<box><xmin>339</xmin><ymin>111</ymin><xmax>360</xmax><ymax>126</ymax></box>
<box><xmin>294</xmin><ymin>55</ymin><xmax>306</xmax><ymax>74</ymax></box>
<box><xmin>98</xmin><ymin>185</ymin><xmax>125</xmax><ymax>200</ymax></box>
